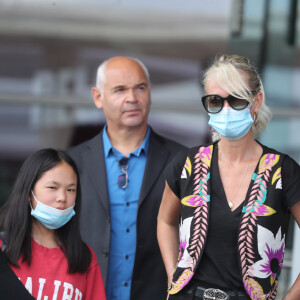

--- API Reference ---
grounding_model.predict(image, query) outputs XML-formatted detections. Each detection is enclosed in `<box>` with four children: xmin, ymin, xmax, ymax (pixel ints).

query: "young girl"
<box><xmin>0</xmin><ymin>148</ymin><xmax>106</xmax><ymax>300</ymax></box>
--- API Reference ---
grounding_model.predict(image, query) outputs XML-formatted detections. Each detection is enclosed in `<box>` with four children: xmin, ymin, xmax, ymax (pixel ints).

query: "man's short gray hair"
<box><xmin>95</xmin><ymin>57</ymin><xmax>151</xmax><ymax>92</ymax></box>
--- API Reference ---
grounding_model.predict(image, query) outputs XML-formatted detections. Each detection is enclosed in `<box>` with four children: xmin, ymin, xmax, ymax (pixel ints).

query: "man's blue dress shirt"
<box><xmin>103</xmin><ymin>126</ymin><xmax>150</xmax><ymax>300</ymax></box>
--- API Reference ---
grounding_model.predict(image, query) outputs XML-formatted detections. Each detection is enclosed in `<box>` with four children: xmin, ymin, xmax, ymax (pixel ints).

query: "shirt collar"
<box><xmin>102</xmin><ymin>125</ymin><xmax>150</xmax><ymax>158</ymax></box>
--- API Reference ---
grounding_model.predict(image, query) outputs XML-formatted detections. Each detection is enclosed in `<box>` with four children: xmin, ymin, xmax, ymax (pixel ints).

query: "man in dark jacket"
<box><xmin>68</xmin><ymin>56</ymin><xmax>186</xmax><ymax>300</ymax></box>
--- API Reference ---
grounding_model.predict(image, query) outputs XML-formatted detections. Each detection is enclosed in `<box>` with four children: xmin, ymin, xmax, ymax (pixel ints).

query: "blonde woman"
<box><xmin>158</xmin><ymin>55</ymin><xmax>300</xmax><ymax>300</ymax></box>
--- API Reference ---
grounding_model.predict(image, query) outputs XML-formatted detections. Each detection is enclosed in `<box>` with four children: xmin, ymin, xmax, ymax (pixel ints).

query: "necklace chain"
<box><xmin>227</xmin><ymin>161</ymin><xmax>251</xmax><ymax>210</ymax></box>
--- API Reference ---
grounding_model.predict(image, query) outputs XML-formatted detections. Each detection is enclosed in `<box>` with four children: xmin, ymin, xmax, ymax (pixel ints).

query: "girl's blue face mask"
<box><xmin>208</xmin><ymin>106</ymin><xmax>254</xmax><ymax>140</ymax></box>
<box><xmin>30</xmin><ymin>191</ymin><xmax>75</xmax><ymax>230</ymax></box>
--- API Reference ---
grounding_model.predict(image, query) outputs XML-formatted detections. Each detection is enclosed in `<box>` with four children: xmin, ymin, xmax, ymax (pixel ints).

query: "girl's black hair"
<box><xmin>0</xmin><ymin>148</ymin><xmax>91</xmax><ymax>274</ymax></box>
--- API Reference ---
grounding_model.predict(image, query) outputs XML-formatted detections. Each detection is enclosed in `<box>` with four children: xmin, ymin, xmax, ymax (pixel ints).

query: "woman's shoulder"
<box><xmin>281</xmin><ymin>153</ymin><xmax>300</xmax><ymax>175</ymax></box>
<box><xmin>260</xmin><ymin>143</ymin><xmax>299</xmax><ymax>165</ymax></box>
<box><xmin>182</xmin><ymin>143</ymin><xmax>216</xmax><ymax>163</ymax></box>
<box><xmin>259</xmin><ymin>143</ymin><xmax>300</xmax><ymax>177</ymax></box>
<box><xmin>172</xmin><ymin>143</ymin><xmax>215</xmax><ymax>162</ymax></box>
<box><xmin>167</xmin><ymin>143</ymin><xmax>215</xmax><ymax>175</ymax></box>
<box><xmin>260</xmin><ymin>143</ymin><xmax>284</xmax><ymax>156</ymax></box>
<box><xmin>178</xmin><ymin>142</ymin><xmax>215</xmax><ymax>157</ymax></box>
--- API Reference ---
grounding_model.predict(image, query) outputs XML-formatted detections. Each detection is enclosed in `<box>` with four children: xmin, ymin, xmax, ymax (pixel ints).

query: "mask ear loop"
<box><xmin>253</xmin><ymin>112</ymin><xmax>258</xmax><ymax>127</ymax></box>
<box><xmin>30</xmin><ymin>190</ymin><xmax>38</xmax><ymax>210</ymax></box>
<box><xmin>250</xmin><ymin>93</ymin><xmax>259</xmax><ymax>127</ymax></box>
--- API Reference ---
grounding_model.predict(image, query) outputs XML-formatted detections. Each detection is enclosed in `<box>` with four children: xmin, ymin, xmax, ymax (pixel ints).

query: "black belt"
<box><xmin>187</xmin><ymin>285</ymin><xmax>249</xmax><ymax>299</ymax></box>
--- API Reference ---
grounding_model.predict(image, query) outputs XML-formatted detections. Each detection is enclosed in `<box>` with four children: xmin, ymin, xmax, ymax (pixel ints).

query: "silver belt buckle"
<box><xmin>203</xmin><ymin>288</ymin><xmax>230</xmax><ymax>300</ymax></box>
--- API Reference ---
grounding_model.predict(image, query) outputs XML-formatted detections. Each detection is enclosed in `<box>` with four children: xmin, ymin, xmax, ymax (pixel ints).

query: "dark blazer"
<box><xmin>68</xmin><ymin>128</ymin><xmax>186</xmax><ymax>300</ymax></box>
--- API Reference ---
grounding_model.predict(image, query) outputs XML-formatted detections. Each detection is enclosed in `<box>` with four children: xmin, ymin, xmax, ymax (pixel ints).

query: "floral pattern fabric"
<box><xmin>165</xmin><ymin>143</ymin><xmax>300</xmax><ymax>299</ymax></box>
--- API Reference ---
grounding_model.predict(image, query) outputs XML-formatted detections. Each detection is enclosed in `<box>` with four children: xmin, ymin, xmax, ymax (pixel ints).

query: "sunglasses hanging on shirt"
<box><xmin>117</xmin><ymin>157</ymin><xmax>129</xmax><ymax>189</ymax></box>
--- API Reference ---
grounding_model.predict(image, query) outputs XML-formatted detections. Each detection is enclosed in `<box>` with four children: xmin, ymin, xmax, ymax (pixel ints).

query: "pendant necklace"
<box><xmin>227</xmin><ymin>161</ymin><xmax>250</xmax><ymax>210</ymax></box>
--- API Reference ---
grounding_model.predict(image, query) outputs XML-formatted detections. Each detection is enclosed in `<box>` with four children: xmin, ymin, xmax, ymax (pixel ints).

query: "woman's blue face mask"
<box><xmin>208</xmin><ymin>106</ymin><xmax>254</xmax><ymax>140</ymax></box>
<box><xmin>30</xmin><ymin>191</ymin><xmax>76</xmax><ymax>230</ymax></box>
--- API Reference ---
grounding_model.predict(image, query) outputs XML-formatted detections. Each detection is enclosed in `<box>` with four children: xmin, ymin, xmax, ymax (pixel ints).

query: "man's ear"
<box><xmin>92</xmin><ymin>87</ymin><xmax>103</xmax><ymax>109</ymax></box>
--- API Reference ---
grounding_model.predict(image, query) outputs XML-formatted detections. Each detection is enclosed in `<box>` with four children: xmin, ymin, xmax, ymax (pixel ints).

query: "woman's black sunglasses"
<box><xmin>201</xmin><ymin>92</ymin><xmax>257</xmax><ymax>114</ymax></box>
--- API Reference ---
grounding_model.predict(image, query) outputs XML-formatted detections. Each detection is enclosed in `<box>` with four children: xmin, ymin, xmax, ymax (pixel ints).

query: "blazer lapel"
<box><xmin>82</xmin><ymin>132</ymin><xmax>110</xmax><ymax>215</ymax></box>
<box><xmin>138</xmin><ymin>130</ymin><xmax>169</xmax><ymax>207</ymax></box>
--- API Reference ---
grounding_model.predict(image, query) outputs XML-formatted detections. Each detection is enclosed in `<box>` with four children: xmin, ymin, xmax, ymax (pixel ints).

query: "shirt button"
<box><xmin>126</xmin><ymin>202</ymin><xmax>130</xmax><ymax>206</ymax></box>
<box><xmin>126</xmin><ymin>228</ymin><xmax>130</xmax><ymax>233</ymax></box>
<box><xmin>125</xmin><ymin>255</ymin><xmax>129</xmax><ymax>260</ymax></box>
<box><xmin>124</xmin><ymin>282</ymin><xmax>128</xmax><ymax>287</ymax></box>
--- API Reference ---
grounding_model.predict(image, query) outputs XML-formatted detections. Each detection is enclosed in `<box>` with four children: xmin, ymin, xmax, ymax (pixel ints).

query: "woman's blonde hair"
<box><xmin>203</xmin><ymin>54</ymin><xmax>272</xmax><ymax>142</ymax></box>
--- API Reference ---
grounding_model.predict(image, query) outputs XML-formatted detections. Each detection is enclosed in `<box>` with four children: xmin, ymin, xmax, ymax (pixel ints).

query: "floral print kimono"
<box><xmin>165</xmin><ymin>143</ymin><xmax>300</xmax><ymax>300</ymax></box>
